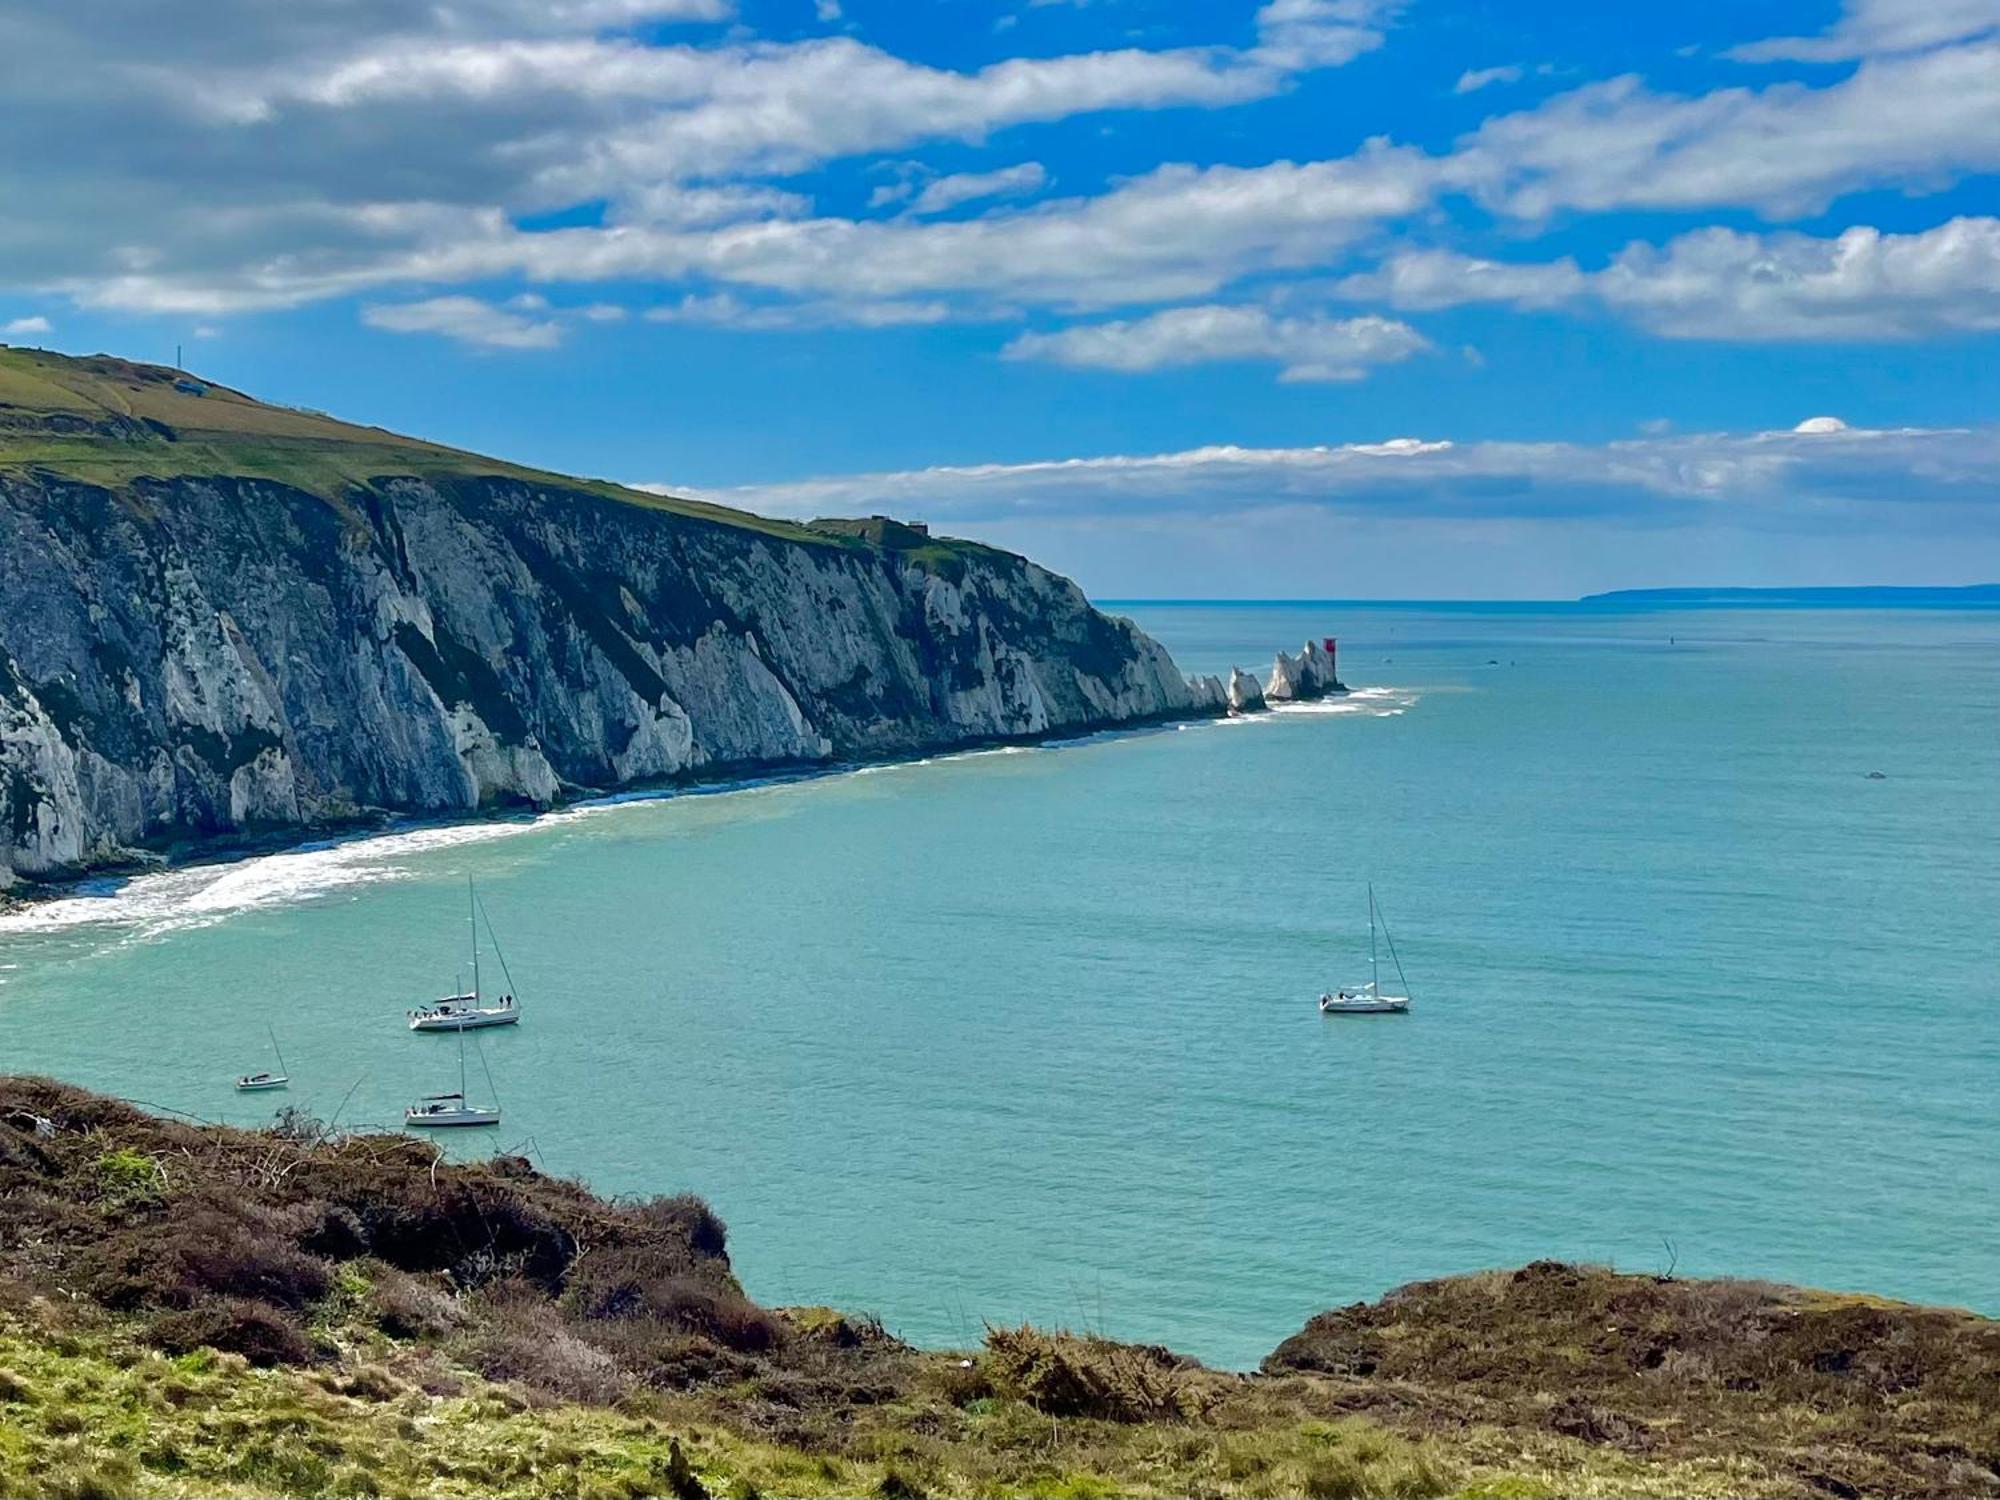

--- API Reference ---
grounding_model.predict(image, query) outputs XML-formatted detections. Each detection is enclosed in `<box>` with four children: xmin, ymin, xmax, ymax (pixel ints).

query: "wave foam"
<box><xmin>0</xmin><ymin>696</ymin><xmax>1417</xmax><ymax>945</ymax></box>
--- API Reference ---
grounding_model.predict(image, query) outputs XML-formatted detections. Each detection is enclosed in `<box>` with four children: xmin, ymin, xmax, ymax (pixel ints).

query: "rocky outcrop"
<box><xmin>1265</xmin><ymin>639</ymin><xmax>1343</xmax><ymax>702</ymax></box>
<box><xmin>0</xmin><ymin>472</ymin><xmax>1216</xmax><ymax>886</ymax></box>
<box><xmin>1185</xmin><ymin>673</ymin><xmax>1227</xmax><ymax>713</ymax></box>
<box><xmin>1226</xmin><ymin>668</ymin><xmax>1266</xmax><ymax>714</ymax></box>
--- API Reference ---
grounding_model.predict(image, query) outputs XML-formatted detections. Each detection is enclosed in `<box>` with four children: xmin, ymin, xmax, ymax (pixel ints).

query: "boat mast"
<box><xmin>1369</xmin><ymin>883</ymin><xmax>1379</xmax><ymax>993</ymax></box>
<box><xmin>268</xmin><ymin>1026</ymin><xmax>287</xmax><ymax>1079</ymax></box>
<box><xmin>468</xmin><ymin>878</ymin><xmax>480</xmax><ymax>1002</ymax></box>
<box><xmin>457</xmin><ymin>1020</ymin><xmax>469</xmax><ymax>1102</ymax></box>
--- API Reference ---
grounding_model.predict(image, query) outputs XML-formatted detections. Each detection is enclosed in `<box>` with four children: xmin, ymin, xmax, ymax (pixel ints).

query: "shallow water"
<box><xmin>1</xmin><ymin>602</ymin><xmax>1995</xmax><ymax>1368</ymax></box>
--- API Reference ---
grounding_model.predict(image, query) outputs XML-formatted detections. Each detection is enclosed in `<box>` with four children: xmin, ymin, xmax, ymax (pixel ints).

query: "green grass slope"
<box><xmin>0</xmin><ymin>345</ymin><xmax>826</xmax><ymax>544</ymax></box>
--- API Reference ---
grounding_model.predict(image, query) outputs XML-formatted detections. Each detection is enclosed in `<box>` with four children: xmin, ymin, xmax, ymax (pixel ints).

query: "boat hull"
<box><xmin>405</xmin><ymin>1108</ymin><xmax>501</xmax><ymax>1128</ymax></box>
<box><xmin>1318</xmin><ymin>998</ymin><xmax>1411</xmax><ymax>1015</ymax></box>
<box><xmin>235</xmin><ymin>1076</ymin><xmax>289</xmax><ymax>1091</ymax></box>
<box><xmin>408</xmin><ymin>1009</ymin><xmax>519</xmax><ymax>1032</ymax></box>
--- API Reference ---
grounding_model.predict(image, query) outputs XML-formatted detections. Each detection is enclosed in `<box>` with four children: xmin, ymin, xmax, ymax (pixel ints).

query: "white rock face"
<box><xmin>1185</xmin><ymin>674</ymin><xmax>1228</xmax><ymax>712</ymax></box>
<box><xmin>1266</xmin><ymin>638</ymin><xmax>1345</xmax><ymax>701</ymax></box>
<box><xmin>1227</xmin><ymin>668</ymin><xmax>1266</xmax><ymax>714</ymax></box>
<box><xmin>0</xmin><ymin>473</ymin><xmax>1222</xmax><ymax>884</ymax></box>
<box><xmin>1266</xmin><ymin>650</ymin><xmax>1305</xmax><ymax>702</ymax></box>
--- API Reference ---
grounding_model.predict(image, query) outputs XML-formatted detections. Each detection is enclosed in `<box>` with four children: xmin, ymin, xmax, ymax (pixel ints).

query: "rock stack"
<box><xmin>1226</xmin><ymin>668</ymin><xmax>1266</xmax><ymax>714</ymax></box>
<box><xmin>1212</xmin><ymin>639</ymin><xmax>1348</xmax><ymax>716</ymax></box>
<box><xmin>1265</xmin><ymin>639</ymin><xmax>1344</xmax><ymax>702</ymax></box>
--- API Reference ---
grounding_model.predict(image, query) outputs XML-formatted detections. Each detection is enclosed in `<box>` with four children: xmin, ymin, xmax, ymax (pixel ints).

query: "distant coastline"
<box><xmin>1106</xmin><ymin>586</ymin><xmax>2000</xmax><ymax>609</ymax></box>
<box><xmin>1580</xmin><ymin>584</ymin><xmax>2000</xmax><ymax>607</ymax></box>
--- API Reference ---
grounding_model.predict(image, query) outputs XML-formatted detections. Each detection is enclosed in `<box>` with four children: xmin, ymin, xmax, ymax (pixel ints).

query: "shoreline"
<box><xmin>0</xmin><ymin>632</ymin><xmax>1358</xmax><ymax>914</ymax></box>
<box><xmin>0</xmin><ymin>702</ymin><xmax>1224</xmax><ymax>915</ymax></box>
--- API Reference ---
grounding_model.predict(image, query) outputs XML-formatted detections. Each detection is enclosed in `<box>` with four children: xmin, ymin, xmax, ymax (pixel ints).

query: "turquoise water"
<box><xmin>1</xmin><ymin>603</ymin><xmax>1995</xmax><ymax>1369</ymax></box>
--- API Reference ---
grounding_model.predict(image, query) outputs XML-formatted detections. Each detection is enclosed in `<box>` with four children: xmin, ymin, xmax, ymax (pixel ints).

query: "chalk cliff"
<box><xmin>0</xmin><ymin>351</ymin><xmax>1210</xmax><ymax>886</ymax></box>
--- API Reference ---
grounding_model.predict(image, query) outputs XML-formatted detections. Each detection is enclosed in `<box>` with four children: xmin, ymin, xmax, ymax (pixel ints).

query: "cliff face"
<box><xmin>0</xmin><ymin>468</ymin><xmax>1203</xmax><ymax>886</ymax></box>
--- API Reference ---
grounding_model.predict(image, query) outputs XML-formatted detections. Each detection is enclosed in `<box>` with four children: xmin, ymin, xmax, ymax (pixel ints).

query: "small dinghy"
<box><xmin>1319</xmin><ymin>885</ymin><xmax>1414</xmax><ymax>1016</ymax></box>
<box><xmin>409</xmin><ymin>880</ymin><xmax>522</xmax><ymax>1031</ymax></box>
<box><xmin>406</xmin><ymin>1024</ymin><xmax>501</xmax><ymax>1129</ymax></box>
<box><xmin>236</xmin><ymin>1028</ymin><xmax>291</xmax><ymax>1091</ymax></box>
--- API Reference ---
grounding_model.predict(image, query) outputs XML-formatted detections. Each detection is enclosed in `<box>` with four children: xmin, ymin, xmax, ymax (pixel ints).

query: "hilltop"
<box><xmin>1</xmin><ymin>1075</ymin><xmax>1996</xmax><ymax>1499</ymax></box>
<box><xmin>0</xmin><ymin>344</ymin><xmax>824</xmax><ymax>543</ymax></box>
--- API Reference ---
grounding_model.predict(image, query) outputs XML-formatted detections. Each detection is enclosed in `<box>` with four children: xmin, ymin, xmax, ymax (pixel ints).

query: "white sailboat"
<box><xmin>235</xmin><ymin>1027</ymin><xmax>291</xmax><ymax>1091</ymax></box>
<box><xmin>1319</xmin><ymin>885</ymin><xmax>1413</xmax><ymax>1015</ymax></box>
<box><xmin>405</xmin><ymin>1023</ymin><xmax>501</xmax><ymax>1128</ymax></box>
<box><xmin>408</xmin><ymin>880</ymin><xmax>521</xmax><ymax>1031</ymax></box>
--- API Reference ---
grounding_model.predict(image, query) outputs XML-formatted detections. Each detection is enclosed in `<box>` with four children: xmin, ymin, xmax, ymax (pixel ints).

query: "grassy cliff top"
<box><xmin>1</xmin><ymin>1074</ymin><xmax>1995</xmax><ymax>1499</ymax></box>
<box><xmin>0</xmin><ymin>345</ymin><xmax>832</xmax><ymax>544</ymax></box>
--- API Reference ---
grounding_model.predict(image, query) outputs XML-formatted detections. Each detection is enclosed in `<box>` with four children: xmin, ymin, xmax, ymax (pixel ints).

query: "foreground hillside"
<box><xmin>0</xmin><ymin>348</ymin><xmax>1213</xmax><ymax>888</ymax></box>
<box><xmin>1</xmin><ymin>1078</ymin><xmax>1994</xmax><ymax>1499</ymax></box>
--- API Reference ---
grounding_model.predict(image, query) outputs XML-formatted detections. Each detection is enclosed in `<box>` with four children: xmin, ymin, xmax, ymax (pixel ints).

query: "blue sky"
<box><xmin>1</xmin><ymin>0</ymin><xmax>1996</xmax><ymax>596</ymax></box>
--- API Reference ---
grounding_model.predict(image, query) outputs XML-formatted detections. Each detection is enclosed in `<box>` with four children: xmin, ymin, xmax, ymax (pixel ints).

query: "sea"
<box><xmin>0</xmin><ymin>601</ymin><xmax>1994</xmax><ymax>1370</ymax></box>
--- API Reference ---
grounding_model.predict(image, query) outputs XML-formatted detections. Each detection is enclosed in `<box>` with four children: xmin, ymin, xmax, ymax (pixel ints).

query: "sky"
<box><xmin>1</xmin><ymin>0</ymin><xmax>1997</xmax><ymax>597</ymax></box>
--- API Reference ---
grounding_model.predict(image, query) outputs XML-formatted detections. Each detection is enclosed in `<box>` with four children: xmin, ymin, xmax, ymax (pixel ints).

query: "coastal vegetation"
<box><xmin>1</xmin><ymin>1076</ymin><xmax>1993</xmax><ymax>1499</ymax></box>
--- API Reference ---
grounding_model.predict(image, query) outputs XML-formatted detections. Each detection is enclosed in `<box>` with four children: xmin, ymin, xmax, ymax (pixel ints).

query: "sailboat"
<box><xmin>235</xmin><ymin>1027</ymin><xmax>291</xmax><ymax>1091</ymax></box>
<box><xmin>405</xmin><ymin>1024</ymin><xmax>501</xmax><ymax>1128</ymax></box>
<box><xmin>408</xmin><ymin>880</ymin><xmax>521</xmax><ymax>1031</ymax></box>
<box><xmin>1319</xmin><ymin>885</ymin><xmax>1413</xmax><ymax>1015</ymax></box>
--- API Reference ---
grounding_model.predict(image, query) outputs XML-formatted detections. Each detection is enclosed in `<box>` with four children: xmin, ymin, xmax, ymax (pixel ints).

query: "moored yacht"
<box><xmin>1319</xmin><ymin>885</ymin><xmax>1414</xmax><ymax>1015</ymax></box>
<box><xmin>405</xmin><ymin>1092</ymin><xmax>501</xmax><ymax>1128</ymax></box>
<box><xmin>406</xmin><ymin>1023</ymin><xmax>501</xmax><ymax>1128</ymax></box>
<box><xmin>408</xmin><ymin>990</ymin><xmax>519</xmax><ymax>1031</ymax></box>
<box><xmin>409</xmin><ymin>880</ymin><xmax>522</xmax><ymax>1031</ymax></box>
<box><xmin>236</xmin><ymin>1027</ymin><xmax>292</xmax><ymax>1090</ymax></box>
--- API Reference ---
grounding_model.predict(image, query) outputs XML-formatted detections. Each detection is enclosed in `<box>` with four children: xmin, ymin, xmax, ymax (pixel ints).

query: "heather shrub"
<box><xmin>981</xmin><ymin>1326</ymin><xmax>1213</xmax><ymax>1422</ymax></box>
<box><xmin>367</xmin><ymin>1264</ymin><xmax>464</xmax><ymax>1340</ymax></box>
<box><xmin>467</xmin><ymin>1288</ymin><xmax>631</xmax><ymax>1405</ymax></box>
<box><xmin>150</xmin><ymin>1298</ymin><xmax>314</xmax><ymax>1367</ymax></box>
<box><xmin>78</xmin><ymin>1201</ymin><xmax>331</xmax><ymax>1313</ymax></box>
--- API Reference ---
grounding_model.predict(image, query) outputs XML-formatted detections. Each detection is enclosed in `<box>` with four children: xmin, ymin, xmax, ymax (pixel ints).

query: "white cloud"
<box><xmin>543</xmin><ymin>40</ymin><xmax>1303</xmax><ymax>195</ymax></box>
<box><xmin>59</xmin><ymin>145</ymin><xmax>1436</xmax><ymax>317</ymax></box>
<box><xmin>1251</xmin><ymin>0</ymin><xmax>1398</xmax><ymax>70</ymax></box>
<box><xmin>814</xmin><ymin>0</ymin><xmax>843</xmax><ymax>20</ymax></box>
<box><xmin>6</xmin><ymin>0</ymin><xmax>2000</xmax><ymax>356</ymax></box>
<box><xmin>1453</xmin><ymin>43</ymin><xmax>2000</xmax><ymax>219</ymax></box>
<box><xmin>2</xmin><ymin>315</ymin><xmax>51</xmax><ymax>336</ymax></box>
<box><xmin>362</xmin><ymin>295</ymin><xmax>564</xmax><ymax>349</ymax></box>
<box><xmin>1454</xmin><ymin>64</ymin><xmax>1522</xmax><ymax>94</ymax></box>
<box><xmin>1337</xmin><ymin>218</ymin><xmax>2000</xmax><ymax>340</ymax></box>
<box><xmin>1003</xmin><ymin>305</ymin><xmax>1429</xmax><ymax>381</ymax></box>
<box><xmin>1795</xmin><ymin>415</ymin><xmax>1850</xmax><ymax>433</ymax></box>
<box><xmin>644</xmin><ymin>291</ymin><xmax>951</xmax><ymax>328</ymax></box>
<box><xmin>1595</xmin><ymin>219</ymin><xmax>2000</xmax><ymax>338</ymax></box>
<box><xmin>0</xmin><ymin>2</ymin><xmax>1398</xmax><ymax>313</ymax></box>
<box><xmin>1729</xmin><ymin>0</ymin><xmax>2000</xmax><ymax>63</ymax></box>
<box><xmin>1334</xmin><ymin>248</ymin><xmax>1583</xmax><ymax>310</ymax></box>
<box><xmin>908</xmin><ymin>162</ymin><xmax>1047</xmax><ymax>216</ymax></box>
<box><xmin>675</xmin><ymin>422</ymin><xmax>2000</xmax><ymax>533</ymax></box>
